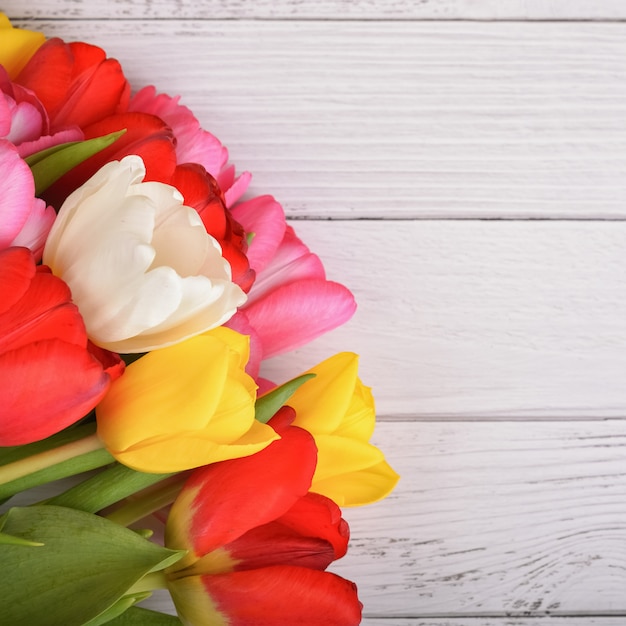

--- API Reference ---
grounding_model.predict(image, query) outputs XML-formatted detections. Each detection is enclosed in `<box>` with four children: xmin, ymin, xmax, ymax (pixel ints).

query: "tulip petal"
<box><xmin>287</xmin><ymin>353</ymin><xmax>372</xmax><ymax>436</ymax></box>
<box><xmin>246</xmin><ymin>279</ymin><xmax>356</xmax><ymax>359</ymax></box>
<box><xmin>129</xmin><ymin>85</ymin><xmax>228</xmax><ymax>176</ymax></box>
<box><xmin>222</xmin><ymin>492</ymin><xmax>349</xmax><ymax>571</ymax></box>
<box><xmin>230</xmin><ymin>195</ymin><xmax>285</xmax><ymax>274</ymax></box>
<box><xmin>169</xmin><ymin>567</ymin><xmax>362</xmax><ymax>626</ymax></box>
<box><xmin>0</xmin><ymin>140</ymin><xmax>37</xmax><ymax>246</ymax></box>
<box><xmin>0</xmin><ymin>247</ymin><xmax>34</xmax><ymax>315</ymax></box>
<box><xmin>165</xmin><ymin>424</ymin><xmax>317</xmax><ymax>560</ymax></box>
<box><xmin>0</xmin><ymin>265</ymin><xmax>86</xmax><ymax>353</ymax></box>
<box><xmin>0</xmin><ymin>339</ymin><xmax>110</xmax><ymax>445</ymax></box>
<box><xmin>311</xmin><ymin>434</ymin><xmax>400</xmax><ymax>506</ymax></box>
<box><xmin>9</xmin><ymin>197</ymin><xmax>56</xmax><ymax>260</ymax></box>
<box><xmin>311</xmin><ymin>459</ymin><xmax>401</xmax><ymax>508</ymax></box>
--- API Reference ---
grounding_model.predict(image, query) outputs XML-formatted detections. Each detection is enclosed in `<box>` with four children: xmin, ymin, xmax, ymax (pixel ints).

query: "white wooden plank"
<box><xmin>261</xmin><ymin>220</ymin><xmax>626</xmax><ymax>419</ymax></box>
<box><xmin>6</xmin><ymin>20</ymin><xmax>626</xmax><ymax>219</ymax></box>
<box><xmin>4</xmin><ymin>0</ymin><xmax>626</xmax><ymax>20</ymax></box>
<box><xmin>329</xmin><ymin>420</ymin><xmax>626</xmax><ymax>617</ymax></box>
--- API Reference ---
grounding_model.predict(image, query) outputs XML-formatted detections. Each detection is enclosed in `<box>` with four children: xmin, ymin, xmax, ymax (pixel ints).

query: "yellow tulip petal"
<box><xmin>288</xmin><ymin>352</ymin><xmax>359</xmax><ymax>434</ymax></box>
<box><xmin>311</xmin><ymin>459</ymin><xmax>400</xmax><ymax>507</ymax></box>
<box><xmin>333</xmin><ymin>380</ymin><xmax>376</xmax><ymax>441</ymax></box>
<box><xmin>97</xmin><ymin>335</ymin><xmax>229</xmax><ymax>451</ymax></box>
<box><xmin>312</xmin><ymin>434</ymin><xmax>385</xmax><ymax>482</ymax></box>
<box><xmin>110</xmin><ymin>420</ymin><xmax>277</xmax><ymax>473</ymax></box>
<box><xmin>206</xmin><ymin>326</ymin><xmax>250</xmax><ymax>368</ymax></box>
<box><xmin>0</xmin><ymin>14</ymin><xmax>46</xmax><ymax>79</ymax></box>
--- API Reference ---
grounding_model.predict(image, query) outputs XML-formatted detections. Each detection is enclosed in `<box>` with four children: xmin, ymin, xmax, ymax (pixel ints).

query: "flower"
<box><xmin>42</xmin><ymin>155</ymin><xmax>247</xmax><ymax>353</ymax></box>
<box><xmin>0</xmin><ymin>13</ymin><xmax>45</xmax><ymax>79</ymax></box>
<box><xmin>14</xmin><ymin>37</ymin><xmax>130</xmax><ymax>132</ymax></box>
<box><xmin>0</xmin><ymin>247</ymin><xmax>121</xmax><ymax>445</ymax></box>
<box><xmin>96</xmin><ymin>327</ymin><xmax>278</xmax><ymax>473</ymax></box>
<box><xmin>229</xmin><ymin>195</ymin><xmax>356</xmax><ymax>364</ymax></box>
<box><xmin>164</xmin><ymin>409</ymin><xmax>362</xmax><ymax>626</ymax></box>
<box><xmin>285</xmin><ymin>352</ymin><xmax>400</xmax><ymax>506</ymax></box>
<box><xmin>0</xmin><ymin>140</ymin><xmax>55</xmax><ymax>260</ymax></box>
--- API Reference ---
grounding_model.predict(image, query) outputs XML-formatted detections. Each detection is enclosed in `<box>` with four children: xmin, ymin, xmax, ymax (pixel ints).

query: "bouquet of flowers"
<box><xmin>0</xmin><ymin>15</ymin><xmax>399</xmax><ymax>626</ymax></box>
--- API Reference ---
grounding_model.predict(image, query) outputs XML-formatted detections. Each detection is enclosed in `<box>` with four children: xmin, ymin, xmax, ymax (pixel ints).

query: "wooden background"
<box><xmin>5</xmin><ymin>1</ymin><xmax>626</xmax><ymax>624</ymax></box>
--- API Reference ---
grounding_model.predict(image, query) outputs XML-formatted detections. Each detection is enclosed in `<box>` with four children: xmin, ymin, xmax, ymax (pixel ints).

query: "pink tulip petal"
<box><xmin>10</xmin><ymin>197</ymin><xmax>56</xmax><ymax>260</ymax></box>
<box><xmin>230</xmin><ymin>195</ymin><xmax>286</xmax><ymax>274</ymax></box>
<box><xmin>0</xmin><ymin>140</ymin><xmax>36</xmax><ymax>246</ymax></box>
<box><xmin>223</xmin><ymin>170</ymin><xmax>251</xmax><ymax>208</ymax></box>
<box><xmin>245</xmin><ymin>279</ymin><xmax>357</xmax><ymax>359</ymax></box>
<box><xmin>129</xmin><ymin>85</ymin><xmax>228</xmax><ymax>176</ymax></box>
<box><xmin>6</xmin><ymin>98</ymin><xmax>44</xmax><ymax>144</ymax></box>
<box><xmin>16</xmin><ymin>126</ymin><xmax>83</xmax><ymax>158</ymax></box>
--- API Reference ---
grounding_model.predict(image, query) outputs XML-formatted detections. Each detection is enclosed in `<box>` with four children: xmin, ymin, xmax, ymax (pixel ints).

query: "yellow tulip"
<box><xmin>96</xmin><ymin>327</ymin><xmax>278</xmax><ymax>473</ymax></box>
<box><xmin>285</xmin><ymin>352</ymin><xmax>399</xmax><ymax>507</ymax></box>
<box><xmin>0</xmin><ymin>14</ymin><xmax>45</xmax><ymax>79</ymax></box>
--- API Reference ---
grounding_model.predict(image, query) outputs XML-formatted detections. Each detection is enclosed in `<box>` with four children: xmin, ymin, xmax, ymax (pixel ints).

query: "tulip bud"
<box><xmin>286</xmin><ymin>352</ymin><xmax>400</xmax><ymax>506</ymax></box>
<box><xmin>96</xmin><ymin>327</ymin><xmax>277</xmax><ymax>473</ymax></box>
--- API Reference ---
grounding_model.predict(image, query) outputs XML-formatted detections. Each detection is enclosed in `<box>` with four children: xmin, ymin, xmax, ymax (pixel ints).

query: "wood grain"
<box><xmin>263</xmin><ymin>220</ymin><xmax>626</xmax><ymax>419</ymax></box>
<box><xmin>4</xmin><ymin>0</ymin><xmax>626</xmax><ymax>20</ymax></box>
<box><xmin>330</xmin><ymin>420</ymin><xmax>626</xmax><ymax>617</ymax></box>
<box><xmin>6</xmin><ymin>19</ymin><xmax>626</xmax><ymax>220</ymax></box>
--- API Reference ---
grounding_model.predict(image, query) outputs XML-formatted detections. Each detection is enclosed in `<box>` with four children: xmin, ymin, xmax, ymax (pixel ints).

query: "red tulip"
<box><xmin>15</xmin><ymin>38</ymin><xmax>130</xmax><ymax>132</ymax></box>
<box><xmin>0</xmin><ymin>247</ymin><xmax>123</xmax><ymax>445</ymax></box>
<box><xmin>164</xmin><ymin>408</ymin><xmax>362</xmax><ymax>625</ymax></box>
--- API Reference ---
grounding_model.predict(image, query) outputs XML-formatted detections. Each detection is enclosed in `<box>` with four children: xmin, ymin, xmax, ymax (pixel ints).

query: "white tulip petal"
<box><xmin>43</xmin><ymin>155</ymin><xmax>247</xmax><ymax>353</ymax></box>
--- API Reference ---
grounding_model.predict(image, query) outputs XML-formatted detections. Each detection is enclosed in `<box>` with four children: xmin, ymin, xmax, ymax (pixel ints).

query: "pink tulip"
<box><xmin>230</xmin><ymin>195</ymin><xmax>356</xmax><ymax>361</ymax></box>
<box><xmin>0</xmin><ymin>140</ymin><xmax>55</xmax><ymax>260</ymax></box>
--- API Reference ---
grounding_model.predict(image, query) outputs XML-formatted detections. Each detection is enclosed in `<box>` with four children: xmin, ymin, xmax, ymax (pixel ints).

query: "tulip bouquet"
<box><xmin>0</xmin><ymin>14</ymin><xmax>399</xmax><ymax>626</ymax></box>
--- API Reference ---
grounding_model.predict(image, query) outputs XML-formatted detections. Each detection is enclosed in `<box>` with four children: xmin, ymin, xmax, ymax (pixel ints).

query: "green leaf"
<box><xmin>0</xmin><ymin>505</ymin><xmax>184</xmax><ymax>626</ymax></box>
<box><xmin>0</xmin><ymin>531</ymin><xmax>43</xmax><ymax>547</ymax></box>
<box><xmin>83</xmin><ymin>593</ymin><xmax>152</xmax><ymax>626</ymax></box>
<box><xmin>100</xmin><ymin>606</ymin><xmax>182</xmax><ymax>625</ymax></box>
<box><xmin>27</xmin><ymin>130</ymin><xmax>126</xmax><ymax>195</ymax></box>
<box><xmin>254</xmin><ymin>373</ymin><xmax>316</xmax><ymax>424</ymax></box>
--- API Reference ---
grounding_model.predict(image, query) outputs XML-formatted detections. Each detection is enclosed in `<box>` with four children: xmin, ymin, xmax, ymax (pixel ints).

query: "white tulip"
<box><xmin>43</xmin><ymin>155</ymin><xmax>246</xmax><ymax>353</ymax></box>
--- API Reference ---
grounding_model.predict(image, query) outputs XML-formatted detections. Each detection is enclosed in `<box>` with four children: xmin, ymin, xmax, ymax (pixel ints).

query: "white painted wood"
<box><xmin>6</xmin><ymin>20</ymin><xmax>626</xmax><ymax>219</ymax></box>
<box><xmin>263</xmin><ymin>220</ymin><xmax>626</xmax><ymax>419</ymax></box>
<box><xmin>4</xmin><ymin>0</ymin><xmax>626</xmax><ymax>20</ymax></box>
<box><xmin>329</xmin><ymin>420</ymin><xmax>626</xmax><ymax>617</ymax></box>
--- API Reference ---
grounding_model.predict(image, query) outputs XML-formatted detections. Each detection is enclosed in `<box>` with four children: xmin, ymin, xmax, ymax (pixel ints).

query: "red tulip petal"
<box><xmin>226</xmin><ymin>522</ymin><xmax>336</xmax><ymax>571</ymax></box>
<box><xmin>43</xmin><ymin>112</ymin><xmax>176</xmax><ymax>207</ymax></box>
<box><xmin>244</xmin><ymin>279</ymin><xmax>357</xmax><ymax>359</ymax></box>
<box><xmin>166</xmin><ymin>424</ymin><xmax>317</xmax><ymax>557</ymax></box>
<box><xmin>274</xmin><ymin>492</ymin><xmax>350</xmax><ymax>561</ymax></box>
<box><xmin>184</xmin><ymin>566</ymin><xmax>362</xmax><ymax>626</ymax></box>
<box><xmin>0</xmin><ymin>247</ymin><xmax>34</xmax><ymax>315</ymax></box>
<box><xmin>16</xmin><ymin>38</ymin><xmax>74</xmax><ymax>118</ymax></box>
<box><xmin>0</xmin><ymin>260</ymin><xmax>86</xmax><ymax>353</ymax></box>
<box><xmin>0</xmin><ymin>339</ymin><xmax>110</xmax><ymax>445</ymax></box>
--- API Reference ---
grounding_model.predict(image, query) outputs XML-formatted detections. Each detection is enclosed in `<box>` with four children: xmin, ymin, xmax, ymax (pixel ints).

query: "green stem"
<box><xmin>44</xmin><ymin>463</ymin><xmax>175</xmax><ymax>514</ymax></box>
<box><xmin>105</xmin><ymin>474</ymin><xmax>187</xmax><ymax>527</ymax></box>
<box><xmin>126</xmin><ymin>571</ymin><xmax>169</xmax><ymax>594</ymax></box>
<box><xmin>0</xmin><ymin>433</ymin><xmax>104</xmax><ymax>485</ymax></box>
<box><xmin>0</xmin><ymin>433</ymin><xmax>114</xmax><ymax>502</ymax></box>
